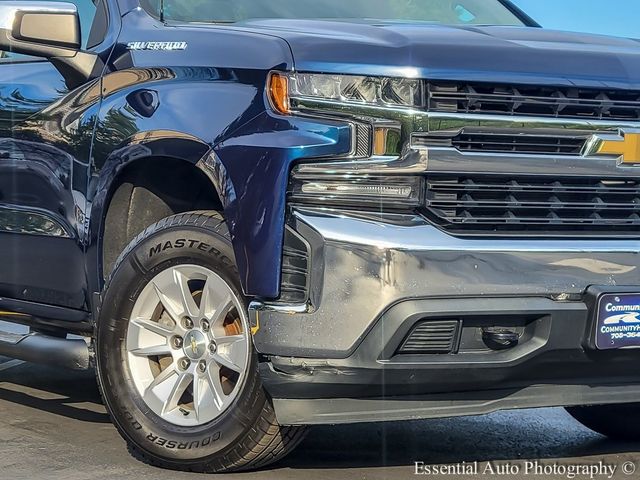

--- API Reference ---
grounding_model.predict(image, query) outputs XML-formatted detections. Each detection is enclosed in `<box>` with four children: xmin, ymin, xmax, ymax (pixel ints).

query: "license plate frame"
<box><xmin>594</xmin><ymin>292</ymin><xmax>640</xmax><ymax>350</ymax></box>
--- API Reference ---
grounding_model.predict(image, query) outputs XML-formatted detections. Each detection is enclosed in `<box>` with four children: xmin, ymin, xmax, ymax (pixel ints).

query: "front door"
<box><xmin>0</xmin><ymin>0</ymin><xmax>103</xmax><ymax>310</ymax></box>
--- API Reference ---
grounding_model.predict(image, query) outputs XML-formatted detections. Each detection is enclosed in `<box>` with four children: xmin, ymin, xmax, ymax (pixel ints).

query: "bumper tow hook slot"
<box><xmin>482</xmin><ymin>328</ymin><xmax>520</xmax><ymax>351</ymax></box>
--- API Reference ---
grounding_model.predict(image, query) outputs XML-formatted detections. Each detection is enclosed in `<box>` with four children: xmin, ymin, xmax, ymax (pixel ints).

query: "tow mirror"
<box><xmin>0</xmin><ymin>1</ymin><xmax>104</xmax><ymax>89</ymax></box>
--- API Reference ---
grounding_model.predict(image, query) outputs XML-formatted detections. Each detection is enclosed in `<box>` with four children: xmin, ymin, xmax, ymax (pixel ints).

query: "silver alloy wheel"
<box><xmin>126</xmin><ymin>265</ymin><xmax>250</xmax><ymax>427</ymax></box>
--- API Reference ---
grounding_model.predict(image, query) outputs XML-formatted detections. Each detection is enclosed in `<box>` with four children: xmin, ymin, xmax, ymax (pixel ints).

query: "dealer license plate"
<box><xmin>595</xmin><ymin>293</ymin><xmax>640</xmax><ymax>350</ymax></box>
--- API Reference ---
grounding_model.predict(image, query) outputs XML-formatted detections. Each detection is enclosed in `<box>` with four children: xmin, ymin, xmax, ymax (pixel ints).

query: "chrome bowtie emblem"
<box><xmin>586</xmin><ymin>129</ymin><xmax>640</xmax><ymax>165</ymax></box>
<box><xmin>183</xmin><ymin>331</ymin><xmax>206</xmax><ymax>359</ymax></box>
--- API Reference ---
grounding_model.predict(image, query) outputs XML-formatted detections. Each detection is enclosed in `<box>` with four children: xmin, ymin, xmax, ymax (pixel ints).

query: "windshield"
<box><xmin>141</xmin><ymin>0</ymin><xmax>526</xmax><ymax>26</ymax></box>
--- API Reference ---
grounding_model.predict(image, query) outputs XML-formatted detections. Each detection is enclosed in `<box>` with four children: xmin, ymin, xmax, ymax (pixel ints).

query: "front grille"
<box><xmin>414</xmin><ymin>131</ymin><xmax>588</xmax><ymax>156</ymax></box>
<box><xmin>425</xmin><ymin>176</ymin><xmax>640</xmax><ymax>235</ymax></box>
<box><xmin>428</xmin><ymin>82</ymin><xmax>640</xmax><ymax>121</ymax></box>
<box><xmin>398</xmin><ymin>320</ymin><xmax>461</xmax><ymax>354</ymax></box>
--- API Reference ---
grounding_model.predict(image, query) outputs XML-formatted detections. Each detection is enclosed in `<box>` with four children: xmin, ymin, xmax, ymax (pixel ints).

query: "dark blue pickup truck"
<box><xmin>1</xmin><ymin>0</ymin><xmax>640</xmax><ymax>472</ymax></box>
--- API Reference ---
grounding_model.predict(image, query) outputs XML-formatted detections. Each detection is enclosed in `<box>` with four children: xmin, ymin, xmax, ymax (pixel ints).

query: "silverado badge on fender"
<box><xmin>126</xmin><ymin>41</ymin><xmax>188</xmax><ymax>51</ymax></box>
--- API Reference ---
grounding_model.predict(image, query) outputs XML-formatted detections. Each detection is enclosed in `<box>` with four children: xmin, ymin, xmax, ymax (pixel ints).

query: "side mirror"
<box><xmin>0</xmin><ymin>1</ymin><xmax>104</xmax><ymax>89</ymax></box>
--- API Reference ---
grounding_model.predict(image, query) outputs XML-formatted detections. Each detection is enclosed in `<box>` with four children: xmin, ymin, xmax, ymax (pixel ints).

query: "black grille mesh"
<box><xmin>428</xmin><ymin>82</ymin><xmax>640</xmax><ymax>121</ymax></box>
<box><xmin>453</xmin><ymin>132</ymin><xmax>587</xmax><ymax>155</ymax></box>
<box><xmin>414</xmin><ymin>131</ymin><xmax>588</xmax><ymax>156</ymax></box>
<box><xmin>425</xmin><ymin>176</ymin><xmax>640</xmax><ymax>234</ymax></box>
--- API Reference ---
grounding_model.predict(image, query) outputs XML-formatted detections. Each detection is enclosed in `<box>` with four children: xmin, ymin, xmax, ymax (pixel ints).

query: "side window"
<box><xmin>0</xmin><ymin>0</ymin><xmax>103</xmax><ymax>62</ymax></box>
<box><xmin>0</xmin><ymin>51</ymin><xmax>36</xmax><ymax>63</ymax></box>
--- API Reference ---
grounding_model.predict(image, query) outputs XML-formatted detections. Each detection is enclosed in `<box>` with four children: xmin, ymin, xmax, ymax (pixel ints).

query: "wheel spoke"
<box><xmin>153</xmin><ymin>284</ymin><xmax>183</xmax><ymax>323</ymax></box>
<box><xmin>130</xmin><ymin>318</ymin><xmax>174</xmax><ymax>338</ymax></box>
<box><xmin>144</xmin><ymin>365</ymin><xmax>177</xmax><ymax>400</ymax></box>
<box><xmin>205</xmin><ymin>365</ymin><xmax>225</xmax><ymax>409</ymax></box>
<box><xmin>216</xmin><ymin>334</ymin><xmax>245</xmax><ymax>346</ymax></box>
<box><xmin>198</xmin><ymin>278</ymin><xmax>216</xmax><ymax>319</ymax></box>
<box><xmin>173</xmin><ymin>269</ymin><xmax>200</xmax><ymax>318</ymax></box>
<box><xmin>200</xmin><ymin>273</ymin><xmax>238</xmax><ymax>326</ymax></box>
<box><xmin>161</xmin><ymin>372</ymin><xmax>192</xmax><ymax>416</ymax></box>
<box><xmin>152</xmin><ymin>269</ymin><xmax>200</xmax><ymax>322</ymax></box>
<box><xmin>210</xmin><ymin>294</ymin><xmax>234</xmax><ymax>329</ymax></box>
<box><xmin>192</xmin><ymin>375</ymin><xmax>203</xmax><ymax>421</ymax></box>
<box><xmin>222</xmin><ymin>335</ymin><xmax>248</xmax><ymax>370</ymax></box>
<box><xmin>130</xmin><ymin>343</ymin><xmax>172</xmax><ymax>357</ymax></box>
<box><xmin>213</xmin><ymin>349</ymin><xmax>244</xmax><ymax>373</ymax></box>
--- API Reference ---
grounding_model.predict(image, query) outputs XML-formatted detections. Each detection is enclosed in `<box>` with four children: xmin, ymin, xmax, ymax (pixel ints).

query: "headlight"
<box><xmin>269</xmin><ymin>72</ymin><xmax>423</xmax><ymax>114</ymax></box>
<box><xmin>274</xmin><ymin>72</ymin><xmax>425</xmax><ymax>212</ymax></box>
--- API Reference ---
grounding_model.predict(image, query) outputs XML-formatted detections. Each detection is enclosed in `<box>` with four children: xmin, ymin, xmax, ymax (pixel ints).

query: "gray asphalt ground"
<box><xmin>1</xmin><ymin>356</ymin><xmax>640</xmax><ymax>480</ymax></box>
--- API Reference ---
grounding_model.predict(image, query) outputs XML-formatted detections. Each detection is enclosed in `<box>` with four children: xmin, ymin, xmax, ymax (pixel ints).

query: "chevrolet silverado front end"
<box><xmin>0</xmin><ymin>0</ymin><xmax>639</xmax><ymax>472</ymax></box>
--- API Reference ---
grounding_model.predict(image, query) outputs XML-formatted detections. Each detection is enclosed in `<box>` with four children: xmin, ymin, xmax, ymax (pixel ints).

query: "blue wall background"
<box><xmin>512</xmin><ymin>0</ymin><xmax>640</xmax><ymax>38</ymax></box>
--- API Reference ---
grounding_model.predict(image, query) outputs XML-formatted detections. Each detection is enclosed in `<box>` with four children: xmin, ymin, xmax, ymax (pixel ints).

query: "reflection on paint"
<box><xmin>0</xmin><ymin>206</ymin><xmax>70</xmax><ymax>237</ymax></box>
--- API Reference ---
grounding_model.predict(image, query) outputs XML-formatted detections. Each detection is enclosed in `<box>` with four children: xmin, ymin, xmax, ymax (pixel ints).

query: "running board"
<box><xmin>0</xmin><ymin>330</ymin><xmax>90</xmax><ymax>370</ymax></box>
<box><xmin>273</xmin><ymin>383</ymin><xmax>640</xmax><ymax>425</ymax></box>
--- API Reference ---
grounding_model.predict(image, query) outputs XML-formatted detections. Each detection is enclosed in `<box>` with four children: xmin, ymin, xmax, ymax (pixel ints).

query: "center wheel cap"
<box><xmin>183</xmin><ymin>330</ymin><xmax>207</xmax><ymax>360</ymax></box>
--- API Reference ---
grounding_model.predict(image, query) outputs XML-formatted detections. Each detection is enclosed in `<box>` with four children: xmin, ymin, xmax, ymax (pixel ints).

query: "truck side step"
<box><xmin>0</xmin><ymin>330</ymin><xmax>90</xmax><ymax>370</ymax></box>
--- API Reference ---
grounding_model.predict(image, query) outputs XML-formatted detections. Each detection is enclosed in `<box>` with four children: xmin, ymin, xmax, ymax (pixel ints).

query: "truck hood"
<box><xmin>234</xmin><ymin>20</ymin><xmax>640</xmax><ymax>88</ymax></box>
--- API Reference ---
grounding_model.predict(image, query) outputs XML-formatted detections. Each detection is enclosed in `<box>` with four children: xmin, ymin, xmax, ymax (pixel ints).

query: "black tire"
<box><xmin>567</xmin><ymin>404</ymin><xmax>640</xmax><ymax>441</ymax></box>
<box><xmin>96</xmin><ymin>211</ymin><xmax>306</xmax><ymax>472</ymax></box>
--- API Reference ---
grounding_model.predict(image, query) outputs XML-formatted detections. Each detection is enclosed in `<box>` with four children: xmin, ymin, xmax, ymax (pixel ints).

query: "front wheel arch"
<box><xmin>98</xmin><ymin>154</ymin><xmax>224</xmax><ymax>281</ymax></box>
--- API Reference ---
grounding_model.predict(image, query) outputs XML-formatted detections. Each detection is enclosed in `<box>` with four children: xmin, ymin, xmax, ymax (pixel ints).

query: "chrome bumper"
<box><xmin>250</xmin><ymin>207</ymin><xmax>640</xmax><ymax>358</ymax></box>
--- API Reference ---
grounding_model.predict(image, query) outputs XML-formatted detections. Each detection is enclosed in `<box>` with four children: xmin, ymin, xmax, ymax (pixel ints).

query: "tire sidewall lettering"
<box><xmin>145</xmin><ymin>431</ymin><xmax>222</xmax><ymax>450</ymax></box>
<box><xmin>148</xmin><ymin>238</ymin><xmax>224</xmax><ymax>259</ymax></box>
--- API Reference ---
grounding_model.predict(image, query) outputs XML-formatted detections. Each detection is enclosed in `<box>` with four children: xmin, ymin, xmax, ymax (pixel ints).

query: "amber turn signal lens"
<box><xmin>269</xmin><ymin>73</ymin><xmax>290</xmax><ymax>114</ymax></box>
<box><xmin>373</xmin><ymin>127</ymin><xmax>388</xmax><ymax>156</ymax></box>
